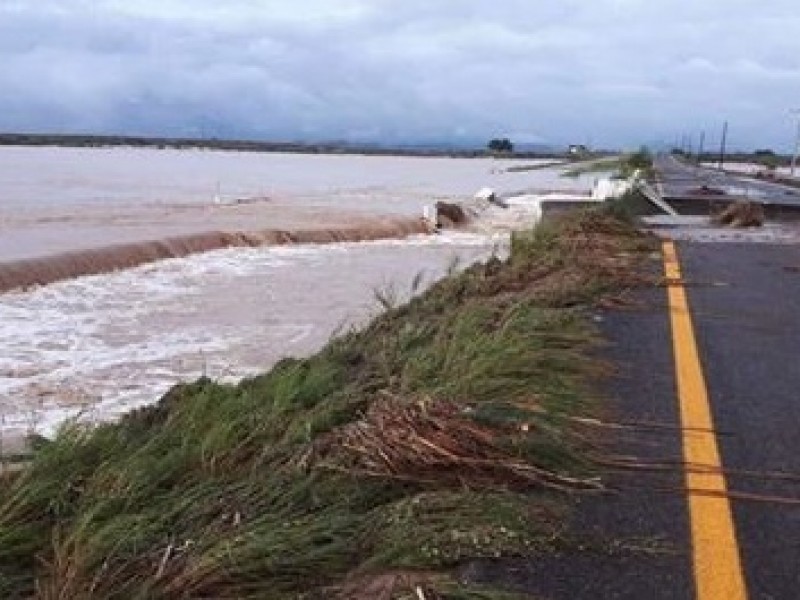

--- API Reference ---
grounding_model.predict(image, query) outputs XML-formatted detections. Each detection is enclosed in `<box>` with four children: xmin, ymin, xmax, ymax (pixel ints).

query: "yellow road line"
<box><xmin>662</xmin><ymin>241</ymin><xmax>748</xmax><ymax>600</ymax></box>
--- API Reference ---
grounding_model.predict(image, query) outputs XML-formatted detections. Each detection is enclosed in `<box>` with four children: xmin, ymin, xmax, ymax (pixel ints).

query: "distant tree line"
<box><xmin>675</xmin><ymin>147</ymin><xmax>793</xmax><ymax>168</ymax></box>
<box><xmin>487</xmin><ymin>138</ymin><xmax>514</xmax><ymax>153</ymax></box>
<box><xmin>752</xmin><ymin>149</ymin><xmax>780</xmax><ymax>169</ymax></box>
<box><xmin>0</xmin><ymin>133</ymin><xmax>596</xmax><ymax>160</ymax></box>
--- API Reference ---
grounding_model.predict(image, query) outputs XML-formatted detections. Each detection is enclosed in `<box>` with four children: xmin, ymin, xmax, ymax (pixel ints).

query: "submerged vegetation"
<box><xmin>0</xmin><ymin>210</ymin><xmax>656</xmax><ymax>599</ymax></box>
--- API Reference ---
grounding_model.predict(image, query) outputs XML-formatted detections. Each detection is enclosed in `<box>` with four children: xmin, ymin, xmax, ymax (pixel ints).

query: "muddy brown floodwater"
<box><xmin>0</xmin><ymin>146</ymin><xmax>598</xmax><ymax>450</ymax></box>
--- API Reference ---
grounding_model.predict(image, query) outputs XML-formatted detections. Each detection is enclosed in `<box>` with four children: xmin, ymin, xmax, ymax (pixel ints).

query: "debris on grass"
<box><xmin>334</xmin><ymin>570</ymin><xmax>534</xmax><ymax>600</ymax></box>
<box><xmin>712</xmin><ymin>201</ymin><xmax>765</xmax><ymax>228</ymax></box>
<box><xmin>307</xmin><ymin>396</ymin><xmax>602</xmax><ymax>493</ymax></box>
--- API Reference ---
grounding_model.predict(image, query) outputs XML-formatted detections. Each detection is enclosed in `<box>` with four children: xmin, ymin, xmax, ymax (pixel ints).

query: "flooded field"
<box><xmin>0</xmin><ymin>146</ymin><xmax>590</xmax><ymax>260</ymax></box>
<box><xmin>0</xmin><ymin>146</ymin><xmax>599</xmax><ymax>446</ymax></box>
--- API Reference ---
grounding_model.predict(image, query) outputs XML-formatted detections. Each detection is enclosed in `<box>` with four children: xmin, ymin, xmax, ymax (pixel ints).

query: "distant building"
<box><xmin>568</xmin><ymin>144</ymin><xmax>589</xmax><ymax>156</ymax></box>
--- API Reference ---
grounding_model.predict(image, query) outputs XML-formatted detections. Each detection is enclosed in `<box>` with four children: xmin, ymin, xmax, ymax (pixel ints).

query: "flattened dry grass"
<box><xmin>0</xmin><ymin>209</ymin><xmax>656</xmax><ymax>599</ymax></box>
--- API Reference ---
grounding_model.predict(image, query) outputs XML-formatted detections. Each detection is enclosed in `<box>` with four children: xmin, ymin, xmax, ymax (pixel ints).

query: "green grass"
<box><xmin>561</xmin><ymin>150</ymin><xmax>654</xmax><ymax>181</ymax></box>
<box><xmin>560</xmin><ymin>156</ymin><xmax>624</xmax><ymax>178</ymax></box>
<box><xmin>0</xmin><ymin>210</ymin><xmax>655</xmax><ymax>599</ymax></box>
<box><xmin>503</xmin><ymin>161</ymin><xmax>565</xmax><ymax>173</ymax></box>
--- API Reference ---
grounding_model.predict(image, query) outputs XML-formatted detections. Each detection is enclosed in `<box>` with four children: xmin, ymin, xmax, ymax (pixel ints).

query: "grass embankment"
<box><xmin>503</xmin><ymin>161</ymin><xmax>565</xmax><ymax>173</ymax></box>
<box><xmin>561</xmin><ymin>156</ymin><xmax>624</xmax><ymax>178</ymax></box>
<box><xmin>0</xmin><ymin>210</ymin><xmax>655</xmax><ymax>599</ymax></box>
<box><xmin>562</xmin><ymin>150</ymin><xmax>654</xmax><ymax>180</ymax></box>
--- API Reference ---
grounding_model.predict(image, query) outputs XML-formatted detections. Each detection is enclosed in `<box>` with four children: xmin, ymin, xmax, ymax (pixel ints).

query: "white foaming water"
<box><xmin>0</xmin><ymin>229</ymin><xmax>511</xmax><ymax>439</ymax></box>
<box><xmin>0</xmin><ymin>147</ymin><xmax>590</xmax><ymax>446</ymax></box>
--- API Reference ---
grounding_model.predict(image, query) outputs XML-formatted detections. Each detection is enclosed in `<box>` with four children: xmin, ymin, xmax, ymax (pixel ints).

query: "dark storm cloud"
<box><xmin>1</xmin><ymin>0</ymin><xmax>799</xmax><ymax>149</ymax></box>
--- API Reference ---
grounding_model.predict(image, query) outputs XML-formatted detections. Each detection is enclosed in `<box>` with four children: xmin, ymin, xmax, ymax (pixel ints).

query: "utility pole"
<box><xmin>697</xmin><ymin>131</ymin><xmax>706</xmax><ymax>165</ymax></box>
<box><xmin>791</xmin><ymin>109</ymin><xmax>800</xmax><ymax>178</ymax></box>
<box><xmin>719</xmin><ymin>121</ymin><xmax>728</xmax><ymax>170</ymax></box>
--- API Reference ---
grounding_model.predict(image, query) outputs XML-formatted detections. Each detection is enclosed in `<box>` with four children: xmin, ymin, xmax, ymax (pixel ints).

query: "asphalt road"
<box><xmin>466</xmin><ymin>240</ymin><xmax>800</xmax><ymax>598</ymax></box>
<box><xmin>679</xmin><ymin>242</ymin><xmax>800</xmax><ymax>599</ymax></box>
<box><xmin>656</xmin><ymin>155</ymin><xmax>800</xmax><ymax>206</ymax></box>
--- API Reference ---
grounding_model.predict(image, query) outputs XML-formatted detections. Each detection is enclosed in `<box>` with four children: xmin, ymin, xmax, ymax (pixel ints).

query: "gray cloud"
<box><xmin>1</xmin><ymin>0</ymin><xmax>799</xmax><ymax>149</ymax></box>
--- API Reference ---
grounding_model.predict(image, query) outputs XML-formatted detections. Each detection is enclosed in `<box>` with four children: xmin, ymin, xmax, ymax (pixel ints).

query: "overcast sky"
<box><xmin>1</xmin><ymin>0</ymin><xmax>799</xmax><ymax>150</ymax></box>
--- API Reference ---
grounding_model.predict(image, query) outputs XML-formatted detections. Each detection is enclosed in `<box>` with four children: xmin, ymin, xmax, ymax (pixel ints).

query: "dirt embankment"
<box><xmin>0</xmin><ymin>218</ymin><xmax>430</xmax><ymax>293</ymax></box>
<box><xmin>0</xmin><ymin>210</ymin><xmax>657</xmax><ymax>599</ymax></box>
